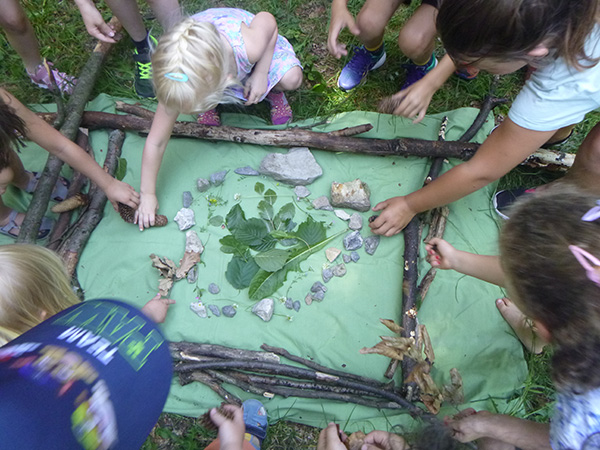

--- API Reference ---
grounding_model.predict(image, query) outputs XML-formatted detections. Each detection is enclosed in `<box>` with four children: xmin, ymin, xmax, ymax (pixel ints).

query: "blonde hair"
<box><xmin>0</xmin><ymin>244</ymin><xmax>80</xmax><ymax>345</ymax></box>
<box><xmin>152</xmin><ymin>18</ymin><xmax>241</xmax><ymax>114</ymax></box>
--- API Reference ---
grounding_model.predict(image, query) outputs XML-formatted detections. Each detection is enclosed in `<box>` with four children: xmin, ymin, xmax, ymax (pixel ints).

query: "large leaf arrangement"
<box><xmin>221</xmin><ymin>184</ymin><xmax>343</xmax><ymax>300</ymax></box>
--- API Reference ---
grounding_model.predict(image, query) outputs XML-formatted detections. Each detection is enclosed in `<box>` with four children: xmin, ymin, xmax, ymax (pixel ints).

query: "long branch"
<box><xmin>170</xmin><ymin>341</ymin><xmax>281</xmax><ymax>363</ymax></box>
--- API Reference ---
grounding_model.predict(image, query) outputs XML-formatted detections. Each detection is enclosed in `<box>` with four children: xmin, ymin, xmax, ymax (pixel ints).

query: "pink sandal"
<box><xmin>197</xmin><ymin>108</ymin><xmax>221</xmax><ymax>126</ymax></box>
<box><xmin>267</xmin><ymin>91</ymin><xmax>293</xmax><ymax>125</ymax></box>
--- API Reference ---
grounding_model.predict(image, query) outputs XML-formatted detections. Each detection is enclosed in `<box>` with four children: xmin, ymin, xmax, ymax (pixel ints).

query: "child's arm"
<box><xmin>369</xmin><ymin>119</ymin><xmax>557</xmax><ymax>236</ymax></box>
<box><xmin>73</xmin><ymin>0</ymin><xmax>118</xmax><ymax>43</ymax></box>
<box><xmin>140</xmin><ymin>293</ymin><xmax>175</xmax><ymax>323</ymax></box>
<box><xmin>136</xmin><ymin>103</ymin><xmax>178</xmax><ymax>230</ymax></box>
<box><xmin>1</xmin><ymin>89</ymin><xmax>139</xmax><ymax>209</ymax></box>
<box><xmin>388</xmin><ymin>54</ymin><xmax>456</xmax><ymax>123</ymax></box>
<box><xmin>209</xmin><ymin>404</ymin><xmax>246</xmax><ymax>450</ymax></box>
<box><xmin>425</xmin><ymin>238</ymin><xmax>505</xmax><ymax>286</ymax></box>
<box><xmin>242</xmin><ymin>12</ymin><xmax>278</xmax><ymax>105</ymax></box>
<box><xmin>327</xmin><ymin>0</ymin><xmax>360</xmax><ymax>58</ymax></box>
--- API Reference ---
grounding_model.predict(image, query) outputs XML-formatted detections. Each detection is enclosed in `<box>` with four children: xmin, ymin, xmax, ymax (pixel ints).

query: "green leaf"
<box><xmin>254</xmin><ymin>182</ymin><xmax>265</xmax><ymax>195</ymax></box>
<box><xmin>258</xmin><ymin>200</ymin><xmax>275</xmax><ymax>223</ymax></box>
<box><xmin>270</xmin><ymin>230</ymin><xmax>295</xmax><ymax>239</ymax></box>
<box><xmin>253</xmin><ymin>249</ymin><xmax>290</xmax><ymax>271</ymax></box>
<box><xmin>294</xmin><ymin>217</ymin><xmax>327</xmax><ymax>246</ymax></box>
<box><xmin>226</xmin><ymin>204</ymin><xmax>246</xmax><ymax>231</ymax></box>
<box><xmin>219</xmin><ymin>235</ymin><xmax>248</xmax><ymax>257</ymax></box>
<box><xmin>226</xmin><ymin>255</ymin><xmax>260</xmax><ymax>289</ymax></box>
<box><xmin>274</xmin><ymin>202</ymin><xmax>295</xmax><ymax>230</ymax></box>
<box><xmin>264</xmin><ymin>188</ymin><xmax>277</xmax><ymax>205</ymax></box>
<box><xmin>233</xmin><ymin>218</ymin><xmax>268</xmax><ymax>246</ymax></box>
<box><xmin>114</xmin><ymin>157</ymin><xmax>128</xmax><ymax>181</ymax></box>
<box><xmin>208</xmin><ymin>215</ymin><xmax>224</xmax><ymax>226</ymax></box>
<box><xmin>248</xmin><ymin>229</ymin><xmax>345</xmax><ymax>300</ymax></box>
<box><xmin>250</xmin><ymin>234</ymin><xmax>277</xmax><ymax>252</ymax></box>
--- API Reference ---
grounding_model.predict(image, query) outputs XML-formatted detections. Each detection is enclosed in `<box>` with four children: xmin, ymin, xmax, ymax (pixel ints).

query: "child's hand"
<box><xmin>135</xmin><ymin>193</ymin><xmax>159</xmax><ymax>231</ymax></box>
<box><xmin>363</xmin><ymin>430</ymin><xmax>408</xmax><ymax>450</ymax></box>
<box><xmin>244</xmin><ymin>75</ymin><xmax>268</xmax><ymax>106</ymax></box>
<box><xmin>388</xmin><ymin>80</ymin><xmax>436</xmax><ymax>124</ymax></box>
<box><xmin>210</xmin><ymin>404</ymin><xmax>246</xmax><ymax>450</ymax></box>
<box><xmin>327</xmin><ymin>2</ymin><xmax>360</xmax><ymax>58</ymax></box>
<box><xmin>75</xmin><ymin>0</ymin><xmax>118</xmax><ymax>43</ymax></box>
<box><xmin>317</xmin><ymin>423</ymin><xmax>347</xmax><ymax>450</ymax></box>
<box><xmin>105</xmin><ymin>179</ymin><xmax>140</xmax><ymax>211</ymax></box>
<box><xmin>369</xmin><ymin>196</ymin><xmax>416</xmax><ymax>236</ymax></box>
<box><xmin>425</xmin><ymin>238</ymin><xmax>459</xmax><ymax>270</ymax></box>
<box><xmin>141</xmin><ymin>294</ymin><xmax>175</xmax><ymax>323</ymax></box>
<box><xmin>444</xmin><ymin>408</ymin><xmax>491</xmax><ymax>443</ymax></box>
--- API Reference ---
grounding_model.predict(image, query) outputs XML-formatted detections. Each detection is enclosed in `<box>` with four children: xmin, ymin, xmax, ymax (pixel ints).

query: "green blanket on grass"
<box><xmin>1</xmin><ymin>94</ymin><xmax>527</xmax><ymax>432</ymax></box>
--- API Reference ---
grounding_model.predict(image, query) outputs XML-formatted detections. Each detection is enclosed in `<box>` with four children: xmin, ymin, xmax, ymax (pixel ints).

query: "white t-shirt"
<box><xmin>509</xmin><ymin>24</ymin><xmax>600</xmax><ymax>131</ymax></box>
<box><xmin>551</xmin><ymin>386</ymin><xmax>600</xmax><ymax>449</ymax></box>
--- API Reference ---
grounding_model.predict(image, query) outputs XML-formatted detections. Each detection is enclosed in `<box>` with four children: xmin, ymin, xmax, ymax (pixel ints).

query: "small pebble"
<box><xmin>305</xmin><ymin>294</ymin><xmax>313</xmax><ymax>305</ymax></box>
<box><xmin>210</xmin><ymin>170</ymin><xmax>228</xmax><ymax>186</ymax></box>
<box><xmin>234</xmin><ymin>166</ymin><xmax>259</xmax><ymax>176</ymax></box>
<box><xmin>332</xmin><ymin>263</ymin><xmax>347</xmax><ymax>277</ymax></box>
<box><xmin>343</xmin><ymin>231</ymin><xmax>363</xmax><ymax>251</ymax></box>
<box><xmin>326</xmin><ymin>247</ymin><xmax>341</xmax><ymax>262</ymax></box>
<box><xmin>364</xmin><ymin>235</ymin><xmax>381</xmax><ymax>255</ymax></box>
<box><xmin>334</xmin><ymin>210</ymin><xmax>351</xmax><ymax>221</ymax></box>
<box><xmin>208</xmin><ymin>304</ymin><xmax>221</xmax><ymax>317</ymax></box>
<box><xmin>182</xmin><ymin>191</ymin><xmax>193</xmax><ymax>208</ymax></box>
<box><xmin>311</xmin><ymin>281</ymin><xmax>328</xmax><ymax>293</ymax></box>
<box><xmin>294</xmin><ymin>186</ymin><xmax>310</xmax><ymax>199</ymax></box>
<box><xmin>312</xmin><ymin>290</ymin><xmax>325</xmax><ymax>301</ymax></box>
<box><xmin>187</xmin><ymin>266</ymin><xmax>198</xmax><ymax>283</ymax></box>
<box><xmin>222</xmin><ymin>305</ymin><xmax>237</xmax><ymax>318</ymax></box>
<box><xmin>342</xmin><ymin>254</ymin><xmax>352</xmax><ymax>263</ymax></box>
<box><xmin>313</xmin><ymin>196</ymin><xmax>333</xmax><ymax>211</ymax></box>
<box><xmin>208</xmin><ymin>283</ymin><xmax>220</xmax><ymax>294</ymax></box>
<box><xmin>348</xmin><ymin>213</ymin><xmax>363</xmax><ymax>231</ymax></box>
<box><xmin>284</xmin><ymin>297</ymin><xmax>294</xmax><ymax>309</ymax></box>
<box><xmin>350</xmin><ymin>251</ymin><xmax>361</xmax><ymax>262</ymax></box>
<box><xmin>197</xmin><ymin>178</ymin><xmax>211</xmax><ymax>192</ymax></box>
<box><xmin>293</xmin><ymin>301</ymin><xmax>301</xmax><ymax>312</ymax></box>
<box><xmin>322</xmin><ymin>268</ymin><xmax>333</xmax><ymax>283</ymax></box>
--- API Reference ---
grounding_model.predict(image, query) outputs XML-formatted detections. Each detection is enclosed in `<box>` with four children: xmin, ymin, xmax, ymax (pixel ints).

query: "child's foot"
<box><xmin>25</xmin><ymin>171</ymin><xmax>70</xmax><ymax>202</ymax></box>
<box><xmin>401</xmin><ymin>54</ymin><xmax>437</xmax><ymax>90</ymax></box>
<box><xmin>132</xmin><ymin>34</ymin><xmax>158</xmax><ymax>98</ymax></box>
<box><xmin>27</xmin><ymin>60</ymin><xmax>77</xmax><ymax>95</ymax></box>
<box><xmin>197</xmin><ymin>108</ymin><xmax>221</xmax><ymax>126</ymax></box>
<box><xmin>242</xmin><ymin>399</ymin><xmax>268</xmax><ymax>450</ymax></box>
<box><xmin>496</xmin><ymin>298</ymin><xmax>547</xmax><ymax>354</ymax></box>
<box><xmin>0</xmin><ymin>209</ymin><xmax>53</xmax><ymax>240</ymax></box>
<box><xmin>338</xmin><ymin>45</ymin><xmax>387</xmax><ymax>91</ymax></box>
<box><xmin>266</xmin><ymin>91</ymin><xmax>292</xmax><ymax>125</ymax></box>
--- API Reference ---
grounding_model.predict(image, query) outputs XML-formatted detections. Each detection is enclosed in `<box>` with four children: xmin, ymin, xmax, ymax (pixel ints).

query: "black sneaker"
<box><xmin>493</xmin><ymin>188</ymin><xmax>537</xmax><ymax>219</ymax></box>
<box><xmin>133</xmin><ymin>35</ymin><xmax>158</xmax><ymax>98</ymax></box>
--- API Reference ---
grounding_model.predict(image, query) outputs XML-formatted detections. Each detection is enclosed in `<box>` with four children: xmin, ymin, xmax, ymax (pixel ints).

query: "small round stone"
<box><xmin>208</xmin><ymin>283</ymin><xmax>220</xmax><ymax>294</ymax></box>
<box><xmin>222</xmin><ymin>305</ymin><xmax>237</xmax><ymax>317</ymax></box>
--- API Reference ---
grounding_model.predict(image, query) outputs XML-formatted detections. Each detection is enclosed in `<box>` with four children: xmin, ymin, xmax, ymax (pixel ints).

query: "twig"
<box><xmin>170</xmin><ymin>342</ymin><xmax>281</xmax><ymax>363</ymax></box>
<box><xmin>178</xmin><ymin>371</ymin><xmax>242</xmax><ymax>405</ymax></box>
<box><xmin>458</xmin><ymin>76</ymin><xmax>507</xmax><ymax>143</ymax></box>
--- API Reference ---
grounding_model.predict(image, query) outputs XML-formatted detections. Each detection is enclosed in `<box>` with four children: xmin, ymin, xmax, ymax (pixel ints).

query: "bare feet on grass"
<box><xmin>496</xmin><ymin>297</ymin><xmax>547</xmax><ymax>354</ymax></box>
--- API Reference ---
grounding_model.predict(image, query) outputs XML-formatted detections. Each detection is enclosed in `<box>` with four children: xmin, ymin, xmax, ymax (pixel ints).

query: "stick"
<box><xmin>170</xmin><ymin>342</ymin><xmax>281</xmax><ymax>363</ymax></box>
<box><xmin>178</xmin><ymin>371</ymin><xmax>242</xmax><ymax>405</ymax></box>
<box><xmin>458</xmin><ymin>76</ymin><xmax>507</xmax><ymax>143</ymax></box>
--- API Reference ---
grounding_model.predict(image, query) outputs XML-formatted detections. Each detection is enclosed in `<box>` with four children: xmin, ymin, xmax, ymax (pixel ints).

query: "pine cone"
<box><xmin>118</xmin><ymin>203</ymin><xmax>168</xmax><ymax>227</ymax></box>
<box><xmin>377</xmin><ymin>96</ymin><xmax>401</xmax><ymax>115</ymax></box>
<box><xmin>51</xmin><ymin>193</ymin><xmax>89</xmax><ymax>213</ymax></box>
<box><xmin>199</xmin><ymin>403</ymin><xmax>235</xmax><ymax>431</ymax></box>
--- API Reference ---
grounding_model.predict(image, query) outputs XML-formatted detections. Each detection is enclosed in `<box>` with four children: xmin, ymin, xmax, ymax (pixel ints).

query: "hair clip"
<box><xmin>582</xmin><ymin>200</ymin><xmax>600</xmax><ymax>222</ymax></box>
<box><xmin>569</xmin><ymin>245</ymin><xmax>600</xmax><ymax>286</ymax></box>
<box><xmin>164</xmin><ymin>72</ymin><xmax>189</xmax><ymax>82</ymax></box>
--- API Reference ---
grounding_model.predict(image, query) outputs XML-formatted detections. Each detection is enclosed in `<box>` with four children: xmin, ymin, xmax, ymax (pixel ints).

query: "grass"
<box><xmin>0</xmin><ymin>0</ymin><xmax>577</xmax><ymax>447</ymax></box>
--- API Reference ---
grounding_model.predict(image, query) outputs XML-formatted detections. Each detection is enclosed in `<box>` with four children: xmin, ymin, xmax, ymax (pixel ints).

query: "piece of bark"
<box><xmin>51</xmin><ymin>193</ymin><xmax>89</xmax><ymax>213</ymax></box>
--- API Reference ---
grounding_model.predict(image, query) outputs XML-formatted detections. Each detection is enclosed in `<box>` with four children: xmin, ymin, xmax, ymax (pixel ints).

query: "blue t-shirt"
<box><xmin>509</xmin><ymin>25</ymin><xmax>600</xmax><ymax>131</ymax></box>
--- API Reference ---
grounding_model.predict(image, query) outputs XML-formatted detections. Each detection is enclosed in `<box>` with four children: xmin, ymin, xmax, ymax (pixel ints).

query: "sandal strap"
<box><xmin>0</xmin><ymin>210</ymin><xmax>20</xmax><ymax>237</ymax></box>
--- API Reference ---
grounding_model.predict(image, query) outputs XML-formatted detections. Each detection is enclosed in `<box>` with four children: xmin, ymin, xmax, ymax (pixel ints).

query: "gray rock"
<box><xmin>174</xmin><ymin>208</ymin><xmax>195</xmax><ymax>231</ymax></box>
<box><xmin>182</xmin><ymin>191</ymin><xmax>193</xmax><ymax>208</ymax></box>
<box><xmin>185</xmin><ymin>230</ymin><xmax>204</xmax><ymax>253</ymax></box>
<box><xmin>349</xmin><ymin>213</ymin><xmax>363</xmax><ymax>231</ymax></box>
<box><xmin>332</xmin><ymin>263</ymin><xmax>347</xmax><ymax>277</ymax></box>
<box><xmin>313</xmin><ymin>196</ymin><xmax>333</xmax><ymax>211</ymax></box>
<box><xmin>365</xmin><ymin>235</ymin><xmax>381</xmax><ymax>255</ymax></box>
<box><xmin>351</xmin><ymin>251</ymin><xmax>361</xmax><ymax>262</ymax></box>
<box><xmin>234</xmin><ymin>166</ymin><xmax>259</xmax><ymax>176</ymax></box>
<box><xmin>334</xmin><ymin>209</ymin><xmax>351</xmax><ymax>221</ymax></box>
<box><xmin>305</xmin><ymin>294</ymin><xmax>313</xmax><ymax>305</ymax></box>
<box><xmin>197</xmin><ymin>178</ymin><xmax>211</xmax><ymax>192</ymax></box>
<box><xmin>343</xmin><ymin>231</ymin><xmax>363</xmax><ymax>251</ymax></box>
<box><xmin>322</xmin><ymin>267</ymin><xmax>333</xmax><ymax>283</ymax></box>
<box><xmin>187</xmin><ymin>266</ymin><xmax>198</xmax><ymax>283</ymax></box>
<box><xmin>312</xmin><ymin>290</ymin><xmax>325</xmax><ymax>301</ymax></box>
<box><xmin>222</xmin><ymin>305</ymin><xmax>237</xmax><ymax>318</ymax></box>
<box><xmin>294</xmin><ymin>185</ymin><xmax>310</xmax><ymax>199</ymax></box>
<box><xmin>342</xmin><ymin>254</ymin><xmax>352</xmax><ymax>264</ymax></box>
<box><xmin>259</xmin><ymin>147</ymin><xmax>323</xmax><ymax>185</ymax></box>
<box><xmin>252</xmin><ymin>298</ymin><xmax>274</xmax><ymax>322</ymax></box>
<box><xmin>208</xmin><ymin>304</ymin><xmax>221</xmax><ymax>317</ymax></box>
<box><xmin>190</xmin><ymin>301</ymin><xmax>207</xmax><ymax>318</ymax></box>
<box><xmin>293</xmin><ymin>301</ymin><xmax>301</xmax><ymax>312</ymax></box>
<box><xmin>210</xmin><ymin>170</ymin><xmax>228</xmax><ymax>186</ymax></box>
<box><xmin>330</xmin><ymin>179</ymin><xmax>371</xmax><ymax>212</ymax></box>
<box><xmin>284</xmin><ymin>297</ymin><xmax>294</xmax><ymax>309</ymax></box>
<box><xmin>311</xmin><ymin>281</ymin><xmax>328</xmax><ymax>294</ymax></box>
<box><xmin>208</xmin><ymin>283</ymin><xmax>220</xmax><ymax>294</ymax></box>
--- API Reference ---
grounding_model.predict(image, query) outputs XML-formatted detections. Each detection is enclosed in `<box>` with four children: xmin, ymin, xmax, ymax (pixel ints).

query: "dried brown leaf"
<box><xmin>380</xmin><ymin>318</ymin><xmax>403</xmax><ymax>335</ymax></box>
<box><xmin>158</xmin><ymin>278</ymin><xmax>173</xmax><ymax>298</ymax></box>
<box><xmin>419</xmin><ymin>324</ymin><xmax>435</xmax><ymax>363</ymax></box>
<box><xmin>176</xmin><ymin>251</ymin><xmax>201</xmax><ymax>279</ymax></box>
<box><xmin>346</xmin><ymin>431</ymin><xmax>366</xmax><ymax>450</ymax></box>
<box><xmin>442</xmin><ymin>368</ymin><xmax>465</xmax><ymax>405</ymax></box>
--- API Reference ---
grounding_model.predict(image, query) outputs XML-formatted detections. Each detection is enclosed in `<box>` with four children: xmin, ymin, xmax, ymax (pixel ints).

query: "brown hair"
<box><xmin>500</xmin><ymin>185</ymin><xmax>600</xmax><ymax>391</ymax></box>
<box><xmin>437</xmin><ymin>0</ymin><xmax>599</xmax><ymax>69</ymax></box>
<box><xmin>0</xmin><ymin>94</ymin><xmax>27</xmax><ymax>170</ymax></box>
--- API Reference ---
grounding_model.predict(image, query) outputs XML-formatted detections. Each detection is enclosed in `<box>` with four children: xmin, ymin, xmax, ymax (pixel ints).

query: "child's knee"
<box><xmin>398</xmin><ymin>28</ymin><xmax>434</xmax><ymax>61</ymax></box>
<box><xmin>0</xmin><ymin>10</ymin><xmax>30</xmax><ymax>35</ymax></box>
<box><xmin>278</xmin><ymin>66</ymin><xmax>303</xmax><ymax>91</ymax></box>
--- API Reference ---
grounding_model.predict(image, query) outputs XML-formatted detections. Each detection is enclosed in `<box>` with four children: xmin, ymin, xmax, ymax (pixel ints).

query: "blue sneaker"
<box><xmin>242</xmin><ymin>399</ymin><xmax>268</xmax><ymax>449</ymax></box>
<box><xmin>401</xmin><ymin>55</ymin><xmax>437</xmax><ymax>90</ymax></box>
<box><xmin>338</xmin><ymin>46</ymin><xmax>387</xmax><ymax>91</ymax></box>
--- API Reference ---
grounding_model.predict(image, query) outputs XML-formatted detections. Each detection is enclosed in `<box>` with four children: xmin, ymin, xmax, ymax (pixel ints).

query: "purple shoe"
<box><xmin>267</xmin><ymin>91</ymin><xmax>292</xmax><ymax>125</ymax></box>
<box><xmin>197</xmin><ymin>108</ymin><xmax>221</xmax><ymax>126</ymax></box>
<box><xmin>337</xmin><ymin>46</ymin><xmax>386</xmax><ymax>91</ymax></box>
<box><xmin>27</xmin><ymin>60</ymin><xmax>77</xmax><ymax>95</ymax></box>
<box><xmin>401</xmin><ymin>55</ymin><xmax>437</xmax><ymax>90</ymax></box>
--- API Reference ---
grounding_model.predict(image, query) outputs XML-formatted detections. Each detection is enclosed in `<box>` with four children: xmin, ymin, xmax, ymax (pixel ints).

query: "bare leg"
<box><xmin>272</xmin><ymin>66</ymin><xmax>303</xmax><ymax>92</ymax></box>
<box><xmin>104</xmin><ymin>0</ymin><xmax>147</xmax><ymax>41</ymax></box>
<box><xmin>146</xmin><ymin>0</ymin><xmax>182</xmax><ymax>29</ymax></box>
<box><xmin>356</xmin><ymin>0</ymin><xmax>403</xmax><ymax>49</ymax></box>
<box><xmin>0</xmin><ymin>0</ymin><xmax>42</xmax><ymax>73</ymax></box>
<box><xmin>563</xmin><ymin>121</ymin><xmax>600</xmax><ymax>195</ymax></box>
<box><xmin>496</xmin><ymin>298</ymin><xmax>547</xmax><ymax>354</ymax></box>
<box><xmin>397</xmin><ymin>4</ymin><xmax>437</xmax><ymax>65</ymax></box>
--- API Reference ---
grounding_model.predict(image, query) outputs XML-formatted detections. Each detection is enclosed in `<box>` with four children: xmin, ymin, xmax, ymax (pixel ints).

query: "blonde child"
<box><xmin>370</xmin><ymin>0</ymin><xmax>600</xmax><ymax>236</ymax></box>
<box><xmin>0</xmin><ymin>244</ymin><xmax>174</xmax><ymax>345</ymax></box>
<box><xmin>0</xmin><ymin>88</ymin><xmax>139</xmax><ymax>239</ymax></box>
<box><xmin>136</xmin><ymin>8</ymin><xmax>303</xmax><ymax>230</ymax></box>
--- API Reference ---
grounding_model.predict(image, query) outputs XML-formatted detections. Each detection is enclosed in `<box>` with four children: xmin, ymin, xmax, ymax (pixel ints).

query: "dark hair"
<box><xmin>500</xmin><ymin>185</ymin><xmax>600</xmax><ymax>391</ymax></box>
<box><xmin>437</xmin><ymin>0</ymin><xmax>599</xmax><ymax>69</ymax></box>
<box><xmin>0</xmin><ymin>95</ymin><xmax>27</xmax><ymax>170</ymax></box>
